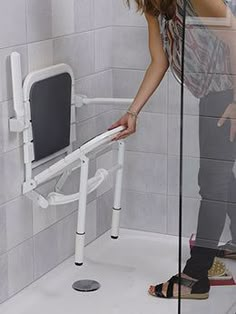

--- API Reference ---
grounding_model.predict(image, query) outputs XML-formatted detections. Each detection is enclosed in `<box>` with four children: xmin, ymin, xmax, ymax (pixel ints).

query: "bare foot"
<box><xmin>148</xmin><ymin>273</ymin><xmax>197</xmax><ymax>298</ymax></box>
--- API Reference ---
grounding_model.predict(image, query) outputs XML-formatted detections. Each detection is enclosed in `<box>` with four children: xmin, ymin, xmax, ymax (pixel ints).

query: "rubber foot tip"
<box><xmin>75</xmin><ymin>262</ymin><xmax>83</xmax><ymax>266</ymax></box>
<box><xmin>111</xmin><ymin>236</ymin><xmax>119</xmax><ymax>239</ymax></box>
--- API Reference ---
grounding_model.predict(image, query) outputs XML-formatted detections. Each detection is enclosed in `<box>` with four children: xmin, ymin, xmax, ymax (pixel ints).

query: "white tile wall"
<box><xmin>51</xmin><ymin>0</ymin><xmax>75</xmax><ymax>37</ymax></box>
<box><xmin>5</xmin><ymin>196</ymin><xmax>33</xmax><ymax>251</ymax></box>
<box><xmin>0</xmin><ymin>254</ymin><xmax>8</xmax><ymax>303</ymax></box>
<box><xmin>168</xmin><ymin>114</ymin><xmax>200</xmax><ymax>157</ymax></box>
<box><xmin>94</xmin><ymin>0</ymin><xmax>112</xmax><ymax>28</ymax></box>
<box><xmin>123</xmin><ymin>151</ymin><xmax>168</xmax><ymax>195</ymax></box>
<box><xmin>57</xmin><ymin>212</ymin><xmax>77</xmax><ymax>261</ymax></box>
<box><xmin>168</xmin><ymin>114</ymin><xmax>180</xmax><ymax>156</ymax></box>
<box><xmin>53</xmin><ymin>32</ymin><xmax>95</xmax><ymax>79</ymax></box>
<box><xmin>8</xmin><ymin>239</ymin><xmax>34</xmax><ymax>297</ymax></box>
<box><xmin>97</xmin><ymin>189</ymin><xmax>113</xmax><ymax>237</ymax></box>
<box><xmin>85</xmin><ymin>200</ymin><xmax>97</xmax><ymax>245</ymax></box>
<box><xmin>0</xmin><ymin>206</ymin><xmax>6</xmax><ymax>256</ymax></box>
<box><xmin>0</xmin><ymin>0</ymin><xmax>27</xmax><ymax>49</ymax></box>
<box><xmin>0</xmin><ymin>101</ymin><xmax>23</xmax><ymax>154</ymax></box>
<box><xmin>92</xmin><ymin>70</ymin><xmax>113</xmax><ymax>97</ymax></box>
<box><xmin>125</xmin><ymin>111</ymin><xmax>168</xmax><ymax>154</ymax></box>
<box><xmin>168</xmin><ymin>71</ymin><xmax>199</xmax><ymax>115</ymax></box>
<box><xmin>0</xmin><ymin>148</ymin><xmax>24</xmax><ymax>205</ymax></box>
<box><xmin>112</xmin><ymin>0</ymin><xmax>146</xmax><ymax>27</ymax></box>
<box><xmin>75</xmin><ymin>0</ymin><xmax>94</xmax><ymax>33</ymax></box>
<box><xmin>168</xmin><ymin>156</ymin><xmax>200</xmax><ymax>199</ymax></box>
<box><xmin>167</xmin><ymin>195</ymin><xmax>199</xmax><ymax>237</ymax></box>
<box><xmin>96</xmin><ymin>150</ymin><xmax>114</xmax><ymax>197</ymax></box>
<box><xmin>33</xmin><ymin>180</ymin><xmax>57</xmax><ymax>235</ymax></box>
<box><xmin>112</xmin><ymin>69</ymin><xmax>168</xmax><ymax>114</ymax></box>
<box><xmin>28</xmin><ymin>40</ymin><xmax>53</xmax><ymax>72</ymax></box>
<box><xmin>33</xmin><ymin>224</ymin><xmax>58</xmax><ymax>279</ymax></box>
<box><xmin>26</xmin><ymin>0</ymin><xmax>52</xmax><ymax>42</ymax></box>
<box><xmin>112</xmin><ymin>26</ymin><xmax>150</xmax><ymax>70</ymax></box>
<box><xmin>0</xmin><ymin>0</ymin><xmax>116</xmax><ymax>304</ymax></box>
<box><xmin>95</xmin><ymin>28</ymin><xmax>112</xmax><ymax>72</ymax></box>
<box><xmin>121</xmin><ymin>190</ymin><xmax>167</xmax><ymax>233</ymax></box>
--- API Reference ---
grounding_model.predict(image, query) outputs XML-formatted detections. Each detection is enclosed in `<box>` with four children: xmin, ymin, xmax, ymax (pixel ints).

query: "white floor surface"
<box><xmin>0</xmin><ymin>228</ymin><xmax>236</xmax><ymax>314</ymax></box>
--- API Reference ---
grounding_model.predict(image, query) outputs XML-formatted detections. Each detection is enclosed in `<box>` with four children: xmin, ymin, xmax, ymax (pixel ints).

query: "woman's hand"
<box><xmin>107</xmin><ymin>112</ymin><xmax>137</xmax><ymax>141</ymax></box>
<box><xmin>218</xmin><ymin>103</ymin><xmax>236</xmax><ymax>142</ymax></box>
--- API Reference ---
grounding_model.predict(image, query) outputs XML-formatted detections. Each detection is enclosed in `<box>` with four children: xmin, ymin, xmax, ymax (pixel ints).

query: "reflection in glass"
<box><xmin>180</xmin><ymin>0</ymin><xmax>236</xmax><ymax>312</ymax></box>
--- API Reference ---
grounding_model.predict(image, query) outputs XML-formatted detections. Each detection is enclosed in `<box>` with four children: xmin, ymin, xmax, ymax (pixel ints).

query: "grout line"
<box><xmin>112</xmin><ymin>24</ymin><xmax>147</xmax><ymax>29</ymax></box>
<box><xmin>0</xmin><ymin>27</ymin><xmax>112</xmax><ymax>52</ymax></box>
<box><xmin>24</xmin><ymin>0</ymin><xmax>29</xmax><ymax>72</ymax></box>
<box><xmin>0</xmin><ymin>207</ymin><xmax>78</xmax><ymax>259</ymax></box>
<box><xmin>92</xmin><ymin>0</ymin><xmax>96</xmax><ymax>72</ymax></box>
<box><xmin>111</xmin><ymin>66</ymin><xmax>147</xmax><ymax>72</ymax></box>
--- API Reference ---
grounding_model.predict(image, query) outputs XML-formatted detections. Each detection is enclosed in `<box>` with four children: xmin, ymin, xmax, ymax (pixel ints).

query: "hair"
<box><xmin>126</xmin><ymin>0</ymin><xmax>176</xmax><ymax>18</ymax></box>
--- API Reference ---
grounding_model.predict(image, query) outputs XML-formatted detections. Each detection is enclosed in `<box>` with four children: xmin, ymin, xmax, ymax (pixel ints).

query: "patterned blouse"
<box><xmin>158</xmin><ymin>0</ymin><xmax>234</xmax><ymax>98</ymax></box>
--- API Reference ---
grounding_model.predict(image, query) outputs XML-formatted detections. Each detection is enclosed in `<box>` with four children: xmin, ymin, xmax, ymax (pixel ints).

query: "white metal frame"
<box><xmin>10</xmin><ymin>52</ymin><xmax>133</xmax><ymax>265</ymax></box>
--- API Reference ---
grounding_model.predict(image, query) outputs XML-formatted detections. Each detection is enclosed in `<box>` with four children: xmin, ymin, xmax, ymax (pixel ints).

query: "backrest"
<box><xmin>29</xmin><ymin>72</ymin><xmax>72</xmax><ymax>161</ymax></box>
<box><xmin>22</xmin><ymin>64</ymin><xmax>76</xmax><ymax>187</ymax></box>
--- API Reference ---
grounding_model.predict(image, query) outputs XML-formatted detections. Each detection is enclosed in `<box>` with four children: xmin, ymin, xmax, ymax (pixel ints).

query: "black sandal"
<box><xmin>217</xmin><ymin>241</ymin><xmax>236</xmax><ymax>260</ymax></box>
<box><xmin>149</xmin><ymin>275</ymin><xmax>209</xmax><ymax>300</ymax></box>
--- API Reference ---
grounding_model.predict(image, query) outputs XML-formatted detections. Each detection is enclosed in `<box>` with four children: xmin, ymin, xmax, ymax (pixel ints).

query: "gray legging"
<box><xmin>183</xmin><ymin>89</ymin><xmax>236</xmax><ymax>280</ymax></box>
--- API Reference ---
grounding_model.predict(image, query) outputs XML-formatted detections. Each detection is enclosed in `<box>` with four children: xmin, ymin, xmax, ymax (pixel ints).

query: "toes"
<box><xmin>148</xmin><ymin>283</ymin><xmax>167</xmax><ymax>298</ymax></box>
<box><xmin>148</xmin><ymin>285</ymin><xmax>155</xmax><ymax>295</ymax></box>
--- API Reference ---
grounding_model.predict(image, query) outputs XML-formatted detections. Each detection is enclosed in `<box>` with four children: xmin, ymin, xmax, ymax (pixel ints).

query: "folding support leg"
<box><xmin>55</xmin><ymin>170</ymin><xmax>71</xmax><ymax>192</ymax></box>
<box><xmin>111</xmin><ymin>140</ymin><xmax>125</xmax><ymax>239</ymax></box>
<box><xmin>75</xmin><ymin>155</ymin><xmax>89</xmax><ymax>266</ymax></box>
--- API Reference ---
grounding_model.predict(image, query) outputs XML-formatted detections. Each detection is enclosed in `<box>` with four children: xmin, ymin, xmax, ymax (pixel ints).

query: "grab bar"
<box><xmin>75</xmin><ymin>94</ymin><xmax>133</xmax><ymax>108</ymax></box>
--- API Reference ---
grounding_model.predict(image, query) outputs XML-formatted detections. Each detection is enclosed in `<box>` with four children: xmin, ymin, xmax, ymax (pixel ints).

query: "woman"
<box><xmin>108</xmin><ymin>0</ymin><xmax>236</xmax><ymax>300</ymax></box>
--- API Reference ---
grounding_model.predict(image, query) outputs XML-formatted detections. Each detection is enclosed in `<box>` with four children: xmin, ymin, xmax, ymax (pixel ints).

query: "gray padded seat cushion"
<box><xmin>29</xmin><ymin>73</ymin><xmax>72</xmax><ymax>161</ymax></box>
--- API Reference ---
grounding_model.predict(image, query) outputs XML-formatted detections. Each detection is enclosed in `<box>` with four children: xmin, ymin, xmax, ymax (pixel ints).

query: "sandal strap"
<box><xmin>167</xmin><ymin>279</ymin><xmax>175</xmax><ymax>298</ymax></box>
<box><xmin>153</xmin><ymin>276</ymin><xmax>198</xmax><ymax>299</ymax></box>
<box><xmin>154</xmin><ymin>283</ymin><xmax>165</xmax><ymax>298</ymax></box>
<box><xmin>169</xmin><ymin>275</ymin><xmax>196</xmax><ymax>289</ymax></box>
<box><xmin>154</xmin><ymin>283</ymin><xmax>173</xmax><ymax>298</ymax></box>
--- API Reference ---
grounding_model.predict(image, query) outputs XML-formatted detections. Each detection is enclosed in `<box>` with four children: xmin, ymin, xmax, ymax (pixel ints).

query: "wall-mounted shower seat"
<box><xmin>9</xmin><ymin>52</ymin><xmax>133</xmax><ymax>266</ymax></box>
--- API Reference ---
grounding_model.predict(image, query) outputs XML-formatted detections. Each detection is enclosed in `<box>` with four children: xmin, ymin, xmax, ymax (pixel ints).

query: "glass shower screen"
<box><xmin>179</xmin><ymin>0</ymin><xmax>236</xmax><ymax>313</ymax></box>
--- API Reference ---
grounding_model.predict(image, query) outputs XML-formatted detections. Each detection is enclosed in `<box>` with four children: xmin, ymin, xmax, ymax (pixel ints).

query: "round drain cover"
<box><xmin>72</xmin><ymin>280</ymin><xmax>101</xmax><ymax>292</ymax></box>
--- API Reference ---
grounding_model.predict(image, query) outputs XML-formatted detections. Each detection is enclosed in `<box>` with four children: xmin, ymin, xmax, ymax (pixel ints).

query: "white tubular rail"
<box><xmin>83</xmin><ymin>98</ymin><xmax>133</xmax><ymax>105</ymax></box>
<box><xmin>75</xmin><ymin>94</ymin><xmax>134</xmax><ymax>108</ymax></box>
<box><xmin>111</xmin><ymin>140</ymin><xmax>125</xmax><ymax>238</ymax></box>
<box><xmin>32</xmin><ymin>125</ymin><xmax>125</xmax><ymax>187</ymax></box>
<box><xmin>47</xmin><ymin>168</ymin><xmax>107</xmax><ymax>205</ymax></box>
<box><xmin>9</xmin><ymin>52</ymin><xmax>25</xmax><ymax>132</ymax></box>
<box><xmin>47</xmin><ymin>165</ymin><xmax>121</xmax><ymax>206</ymax></box>
<box><xmin>11</xmin><ymin>52</ymin><xmax>24</xmax><ymax>117</ymax></box>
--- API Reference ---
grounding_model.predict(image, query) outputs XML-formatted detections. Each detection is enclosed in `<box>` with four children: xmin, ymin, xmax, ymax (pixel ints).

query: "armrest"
<box><xmin>34</xmin><ymin>126</ymin><xmax>125</xmax><ymax>186</ymax></box>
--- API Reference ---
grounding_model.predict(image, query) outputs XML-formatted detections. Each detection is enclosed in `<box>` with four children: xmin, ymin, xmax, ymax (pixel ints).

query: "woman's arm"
<box><xmin>128</xmin><ymin>12</ymin><xmax>169</xmax><ymax>115</ymax></box>
<box><xmin>109</xmin><ymin>12</ymin><xmax>169</xmax><ymax>140</ymax></box>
